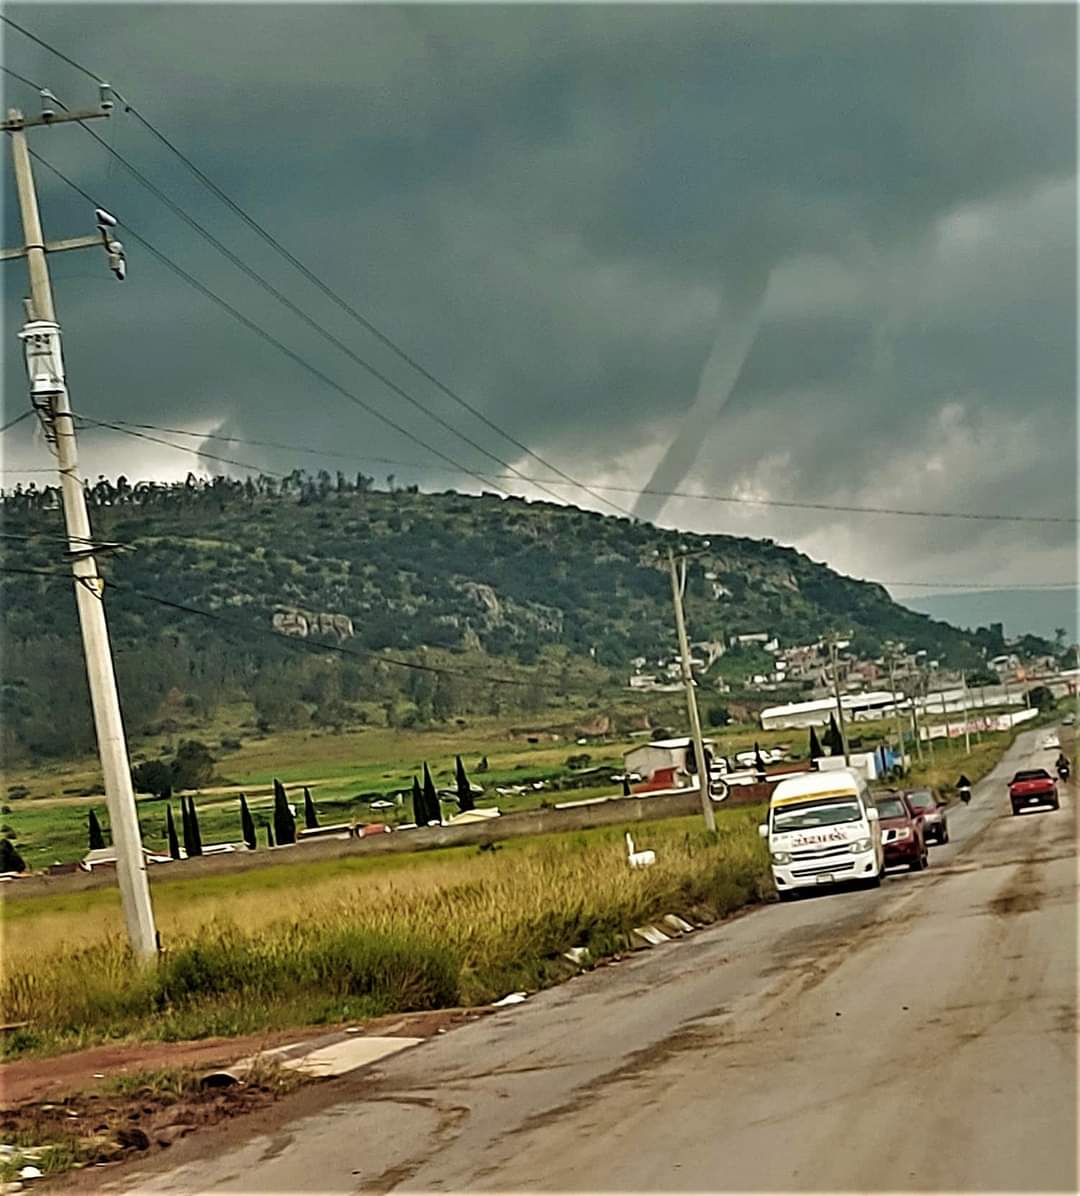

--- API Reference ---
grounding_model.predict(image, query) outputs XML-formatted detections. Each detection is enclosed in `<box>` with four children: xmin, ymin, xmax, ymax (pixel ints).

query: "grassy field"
<box><xmin>1</xmin><ymin>807</ymin><xmax>771</xmax><ymax>1059</ymax></box>
<box><xmin>3</xmin><ymin>716</ymin><xmax>811</xmax><ymax>866</ymax></box>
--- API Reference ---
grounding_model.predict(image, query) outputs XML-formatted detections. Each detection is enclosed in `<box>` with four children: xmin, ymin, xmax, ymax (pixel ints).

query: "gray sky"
<box><xmin>2</xmin><ymin>3</ymin><xmax>1076</xmax><ymax>602</ymax></box>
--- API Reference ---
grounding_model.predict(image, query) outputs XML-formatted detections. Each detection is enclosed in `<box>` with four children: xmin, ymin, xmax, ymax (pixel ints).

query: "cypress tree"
<box><xmin>266</xmin><ymin>821</ymin><xmax>275</xmax><ymax>848</ymax></box>
<box><xmin>88</xmin><ymin>809</ymin><xmax>106</xmax><ymax>851</ymax></box>
<box><xmin>411</xmin><ymin>776</ymin><xmax>428</xmax><ymax>827</ymax></box>
<box><xmin>622</xmin><ymin>776</ymin><xmax>632</xmax><ymax>797</ymax></box>
<box><xmin>754</xmin><ymin>742</ymin><xmax>766</xmax><ymax>776</ymax></box>
<box><xmin>240</xmin><ymin>793</ymin><xmax>257</xmax><ymax>850</ymax></box>
<box><xmin>825</xmin><ymin>713</ymin><xmax>844</xmax><ymax>756</ymax></box>
<box><xmin>303</xmin><ymin>786</ymin><xmax>319</xmax><ymax>830</ymax></box>
<box><xmin>165</xmin><ymin>804</ymin><xmax>181</xmax><ymax>860</ymax></box>
<box><xmin>0</xmin><ymin>838</ymin><xmax>26</xmax><ymax>873</ymax></box>
<box><xmin>422</xmin><ymin>763</ymin><xmax>441</xmax><ymax>824</ymax></box>
<box><xmin>273</xmin><ymin>779</ymin><xmax>296</xmax><ymax>845</ymax></box>
<box><xmin>809</xmin><ymin>726</ymin><xmax>824</xmax><ymax>761</ymax></box>
<box><xmin>188</xmin><ymin>798</ymin><xmax>203</xmax><ymax>857</ymax></box>
<box><xmin>455</xmin><ymin>756</ymin><xmax>474</xmax><ymax>812</ymax></box>
<box><xmin>180</xmin><ymin>795</ymin><xmax>194</xmax><ymax>857</ymax></box>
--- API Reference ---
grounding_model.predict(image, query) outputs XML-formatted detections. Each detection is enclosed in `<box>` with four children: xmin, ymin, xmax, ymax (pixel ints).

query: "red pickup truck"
<box><xmin>1008</xmin><ymin>769</ymin><xmax>1059</xmax><ymax>815</ymax></box>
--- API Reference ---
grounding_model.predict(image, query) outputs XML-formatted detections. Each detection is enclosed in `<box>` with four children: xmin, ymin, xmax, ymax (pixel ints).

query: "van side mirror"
<box><xmin>758</xmin><ymin>823</ymin><xmax>769</xmax><ymax>839</ymax></box>
<box><xmin>867</xmin><ymin>808</ymin><xmax>880</xmax><ymax>823</ymax></box>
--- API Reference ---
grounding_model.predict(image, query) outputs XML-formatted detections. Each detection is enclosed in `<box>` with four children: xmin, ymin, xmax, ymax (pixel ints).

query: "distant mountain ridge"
<box><xmin>0</xmin><ymin>474</ymin><xmax>1027</xmax><ymax>761</ymax></box>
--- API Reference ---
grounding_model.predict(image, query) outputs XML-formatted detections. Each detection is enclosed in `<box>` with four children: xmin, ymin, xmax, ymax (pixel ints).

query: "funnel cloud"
<box><xmin>634</xmin><ymin>269</ymin><xmax>771</xmax><ymax>525</ymax></box>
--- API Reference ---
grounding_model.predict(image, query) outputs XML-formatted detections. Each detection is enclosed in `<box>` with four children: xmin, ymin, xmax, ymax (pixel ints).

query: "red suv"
<box><xmin>875</xmin><ymin>791</ymin><xmax>929</xmax><ymax>872</ymax></box>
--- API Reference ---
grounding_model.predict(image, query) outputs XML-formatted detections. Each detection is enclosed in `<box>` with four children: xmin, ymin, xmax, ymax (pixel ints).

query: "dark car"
<box><xmin>905</xmin><ymin>788</ymin><xmax>949</xmax><ymax>845</ymax></box>
<box><xmin>876</xmin><ymin>792</ymin><xmax>929</xmax><ymax>872</ymax></box>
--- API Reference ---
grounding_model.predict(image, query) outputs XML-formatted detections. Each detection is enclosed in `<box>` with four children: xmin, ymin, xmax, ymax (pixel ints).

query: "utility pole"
<box><xmin>3</xmin><ymin>94</ymin><xmax>157</xmax><ymax>959</ymax></box>
<box><xmin>960</xmin><ymin>672</ymin><xmax>974</xmax><ymax>752</ymax></box>
<box><xmin>922</xmin><ymin>671</ymin><xmax>935</xmax><ymax>763</ymax></box>
<box><xmin>908</xmin><ymin>688</ymin><xmax>924</xmax><ymax>764</ymax></box>
<box><xmin>667</xmin><ymin>548</ymin><xmax>716</xmax><ymax>831</ymax></box>
<box><xmin>885</xmin><ymin>650</ymin><xmax>906</xmax><ymax>773</ymax></box>
<box><xmin>933</xmin><ymin>668</ymin><xmax>952</xmax><ymax>740</ymax></box>
<box><xmin>827</xmin><ymin>635</ymin><xmax>851</xmax><ymax>766</ymax></box>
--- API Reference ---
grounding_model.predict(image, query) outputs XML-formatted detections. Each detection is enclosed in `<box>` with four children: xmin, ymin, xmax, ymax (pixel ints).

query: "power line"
<box><xmin>82</xmin><ymin>417</ymin><xmax>286</xmax><ymax>479</ymax></box>
<box><xmin>87</xmin><ymin>415</ymin><xmax>1077</xmax><ymax>527</ymax></box>
<box><xmin>68</xmin><ymin>116</ymin><xmax>592</xmax><ymax>512</ymax></box>
<box><xmin>1</xmin><ymin>45</ymin><xmax>630</xmax><ymax>519</ymax></box>
<box><xmin>0</xmin><ymin>21</ymin><xmax>634</xmax><ymax>518</ymax></box>
<box><xmin>27</xmin><ymin>150</ymin><xmax>520</xmax><ymax>501</ymax></box>
<box><xmin>1</xmin><ymin>65</ymin><xmax>515</xmax><ymax>501</ymax></box>
<box><xmin>0</xmin><ymin>410</ymin><xmax>34</xmax><ymax>435</ymax></box>
<box><xmin>0</xmin><ymin>562</ymin><xmax>561</xmax><ymax>690</ymax></box>
<box><xmin>881</xmin><ymin>579</ymin><xmax>1077</xmax><ymax>592</ymax></box>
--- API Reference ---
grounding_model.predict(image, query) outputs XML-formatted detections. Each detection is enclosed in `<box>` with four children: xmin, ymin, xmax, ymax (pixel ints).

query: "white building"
<box><xmin>623</xmin><ymin>737</ymin><xmax>717</xmax><ymax>783</ymax></box>
<box><xmin>760</xmin><ymin>691</ymin><xmax>904</xmax><ymax>730</ymax></box>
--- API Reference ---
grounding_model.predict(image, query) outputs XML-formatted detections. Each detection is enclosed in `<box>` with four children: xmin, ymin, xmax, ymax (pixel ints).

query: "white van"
<box><xmin>759</xmin><ymin>768</ymin><xmax>884</xmax><ymax>900</ymax></box>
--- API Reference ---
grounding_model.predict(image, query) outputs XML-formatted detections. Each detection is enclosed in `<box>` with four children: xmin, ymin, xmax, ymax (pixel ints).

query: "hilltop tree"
<box><xmin>88</xmin><ymin>809</ymin><xmax>106</xmax><ymax>851</ymax></box>
<box><xmin>808</xmin><ymin>726</ymin><xmax>824</xmax><ymax>762</ymax></box>
<box><xmin>303</xmin><ymin>787</ymin><xmax>319</xmax><ymax>830</ymax></box>
<box><xmin>411</xmin><ymin>776</ymin><xmax>428</xmax><ymax>827</ymax></box>
<box><xmin>455</xmin><ymin>756</ymin><xmax>475</xmax><ymax>812</ymax></box>
<box><xmin>273</xmin><ymin>779</ymin><xmax>297</xmax><ymax>845</ymax></box>
<box><xmin>422</xmin><ymin>763</ymin><xmax>441</xmax><ymax>824</ymax></box>
<box><xmin>239</xmin><ymin>794</ymin><xmax>257</xmax><ymax>850</ymax></box>
<box><xmin>165</xmin><ymin>804</ymin><xmax>181</xmax><ymax>860</ymax></box>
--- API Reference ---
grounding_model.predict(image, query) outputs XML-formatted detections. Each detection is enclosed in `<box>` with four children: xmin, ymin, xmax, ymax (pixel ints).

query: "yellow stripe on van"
<box><xmin>771</xmin><ymin>788</ymin><xmax>858</xmax><ymax>807</ymax></box>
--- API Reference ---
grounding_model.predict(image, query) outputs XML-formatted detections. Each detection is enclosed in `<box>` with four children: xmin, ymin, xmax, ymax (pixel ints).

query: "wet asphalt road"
<box><xmin>104</xmin><ymin>727</ymin><xmax>1076</xmax><ymax>1193</ymax></box>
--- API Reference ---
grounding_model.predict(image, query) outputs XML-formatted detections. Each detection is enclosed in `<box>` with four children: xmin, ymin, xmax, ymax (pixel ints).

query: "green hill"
<box><xmin>0</xmin><ymin>473</ymin><xmax>1012</xmax><ymax>764</ymax></box>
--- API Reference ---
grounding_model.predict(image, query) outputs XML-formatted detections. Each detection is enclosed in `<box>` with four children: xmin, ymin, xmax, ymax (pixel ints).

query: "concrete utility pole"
<box><xmin>933</xmin><ymin>669</ymin><xmax>952</xmax><ymax>740</ymax></box>
<box><xmin>908</xmin><ymin>689</ymin><xmax>924</xmax><ymax>764</ymax></box>
<box><xmin>2</xmin><ymin>95</ymin><xmax>157</xmax><ymax>959</ymax></box>
<box><xmin>960</xmin><ymin>672</ymin><xmax>973</xmax><ymax>754</ymax></box>
<box><xmin>827</xmin><ymin>636</ymin><xmax>851</xmax><ymax>766</ymax></box>
<box><xmin>922</xmin><ymin>672</ymin><xmax>935</xmax><ymax>763</ymax></box>
<box><xmin>885</xmin><ymin>651</ymin><xmax>906</xmax><ymax>772</ymax></box>
<box><xmin>667</xmin><ymin>548</ymin><xmax>716</xmax><ymax>831</ymax></box>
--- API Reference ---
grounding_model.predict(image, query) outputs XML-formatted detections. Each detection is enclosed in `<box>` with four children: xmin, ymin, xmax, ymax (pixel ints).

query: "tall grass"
<box><xmin>1</xmin><ymin>811</ymin><xmax>770</xmax><ymax>1057</ymax></box>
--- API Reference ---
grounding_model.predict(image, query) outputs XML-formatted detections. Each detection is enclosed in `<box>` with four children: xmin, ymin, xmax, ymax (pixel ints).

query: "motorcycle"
<box><xmin>1057</xmin><ymin>763</ymin><xmax>1070</xmax><ymax>783</ymax></box>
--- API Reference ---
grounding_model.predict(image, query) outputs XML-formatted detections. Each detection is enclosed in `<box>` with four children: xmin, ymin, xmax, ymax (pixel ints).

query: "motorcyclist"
<box><xmin>956</xmin><ymin>774</ymin><xmax>972</xmax><ymax>804</ymax></box>
<box><xmin>1056</xmin><ymin>753</ymin><xmax>1071</xmax><ymax>780</ymax></box>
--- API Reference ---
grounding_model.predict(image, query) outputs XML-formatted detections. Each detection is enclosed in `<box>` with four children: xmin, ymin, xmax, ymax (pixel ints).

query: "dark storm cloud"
<box><xmin>1</xmin><ymin>3</ymin><xmax>1075</xmax><ymax>589</ymax></box>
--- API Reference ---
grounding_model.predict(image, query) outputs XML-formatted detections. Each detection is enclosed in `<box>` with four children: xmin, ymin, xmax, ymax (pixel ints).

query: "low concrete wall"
<box><xmin>2</xmin><ymin>786</ymin><xmax>770</xmax><ymax>902</ymax></box>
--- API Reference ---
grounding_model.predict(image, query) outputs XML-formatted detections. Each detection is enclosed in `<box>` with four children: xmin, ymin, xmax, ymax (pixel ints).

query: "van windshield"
<box><xmin>772</xmin><ymin>798</ymin><xmax>863</xmax><ymax>833</ymax></box>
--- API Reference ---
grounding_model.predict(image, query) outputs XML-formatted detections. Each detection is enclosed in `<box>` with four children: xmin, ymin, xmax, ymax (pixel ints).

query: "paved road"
<box><xmin>108</xmin><ymin>728</ymin><xmax>1076</xmax><ymax>1193</ymax></box>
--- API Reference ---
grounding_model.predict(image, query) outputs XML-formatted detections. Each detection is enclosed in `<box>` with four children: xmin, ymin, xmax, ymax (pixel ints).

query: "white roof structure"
<box><xmin>639</xmin><ymin>736</ymin><xmax>716</xmax><ymax>750</ymax></box>
<box><xmin>770</xmin><ymin>768</ymin><xmax>863</xmax><ymax>804</ymax></box>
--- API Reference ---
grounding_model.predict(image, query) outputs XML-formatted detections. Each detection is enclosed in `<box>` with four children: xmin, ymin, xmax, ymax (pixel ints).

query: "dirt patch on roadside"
<box><xmin>0</xmin><ymin>1008</ymin><xmax>490</xmax><ymax>1108</ymax></box>
<box><xmin>0</xmin><ymin>1032</ymin><xmax>301</xmax><ymax>1108</ymax></box>
<box><xmin>0</xmin><ymin>1064</ymin><xmax>308</xmax><ymax>1183</ymax></box>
